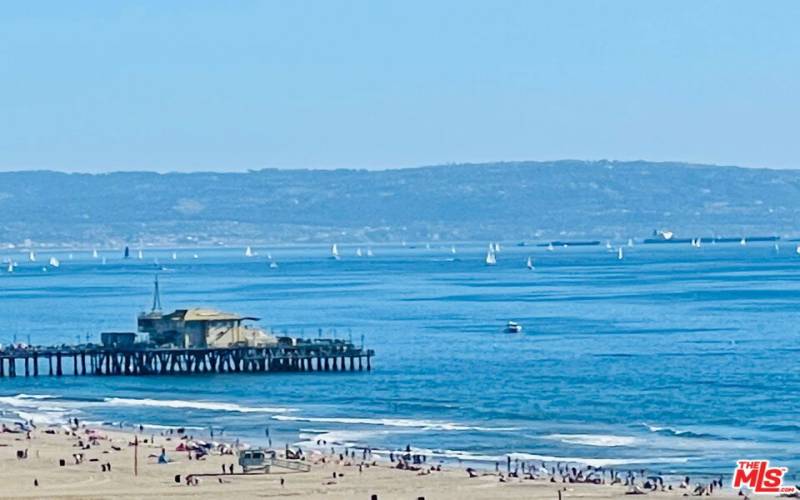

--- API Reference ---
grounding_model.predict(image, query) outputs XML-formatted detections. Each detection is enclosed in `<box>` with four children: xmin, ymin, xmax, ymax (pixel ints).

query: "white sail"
<box><xmin>266</xmin><ymin>252</ymin><xmax>272</xmax><ymax>260</ymax></box>
<box><xmin>28</xmin><ymin>251</ymin><xmax>36</xmax><ymax>262</ymax></box>
<box><xmin>367</xmin><ymin>247</ymin><xmax>374</xmax><ymax>257</ymax></box>
<box><xmin>92</xmin><ymin>248</ymin><xmax>99</xmax><ymax>259</ymax></box>
<box><xmin>331</xmin><ymin>244</ymin><xmax>340</xmax><ymax>260</ymax></box>
<box><xmin>245</xmin><ymin>246</ymin><xmax>254</xmax><ymax>257</ymax></box>
<box><xmin>6</xmin><ymin>261</ymin><xmax>13</xmax><ymax>273</ymax></box>
<box><xmin>617</xmin><ymin>247</ymin><xmax>624</xmax><ymax>260</ymax></box>
<box><xmin>49</xmin><ymin>257</ymin><xmax>60</xmax><ymax>268</ymax></box>
<box><xmin>526</xmin><ymin>256</ymin><xmax>534</xmax><ymax>270</ymax></box>
<box><xmin>696</xmin><ymin>238</ymin><xmax>701</xmax><ymax>248</ymax></box>
<box><xmin>627</xmin><ymin>238</ymin><xmax>634</xmax><ymax>247</ymax></box>
<box><xmin>485</xmin><ymin>249</ymin><xmax>496</xmax><ymax>266</ymax></box>
<box><xmin>605</xmin><ymin>241</ymin><xmax>612</xmax><ymax>250</ymax></box>
<box><xmin>172</xmin><ymin>252</ymin><xmax>177</xmax><ymax>260</ymax></box>
<box><xmin>450</xmin><ymin>245</ymin><xmax>456</xmax><ymax>254</ymax></box>
<box><xmin>495</xmin><ymin>243</ymin><xmax>501</xmax><ymax>253</ymax></box>
<box><xmin>356</xmin><ymin>247</ymin><xmax>363</xmax><ymax>257</ymax></box>
<box><xmin>796</xmin><ymin>245</ymin><xmax>800</xmax><ymax>255</ymax></box>
<box><xmin>269</xmin><ymin>260</ymin><xmax>279</xmax><ymax>269</ymax></box>
<box><xmin>740</xmin><ymin>238</ymin><xmax>747</xmax><ymax>246</ymax></box>
<box><xmin>137</xmin><ymin>249</ymin><xmax>144</xmax><ymax>260</ymax></box>
<box><xmin>193</xmin><ymin>253</ymin><xmax>199</xmax><ymax>259</ymax></box>
<box><xmin>547</xmin><ymin>242</ymin><xmax>554</xmax><ymax>252</ymax></box>
<box><xmin>774</xmin><ymin>243</ymin><xmax>780</xmax><ymax>253</ymax></box>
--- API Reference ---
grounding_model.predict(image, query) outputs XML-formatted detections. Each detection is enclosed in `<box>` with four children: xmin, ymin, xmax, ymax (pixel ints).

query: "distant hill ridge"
<box><xmin>1</xmin><ymin>160</ymin><xmax>798</xmax><ymax>246</ymax></box>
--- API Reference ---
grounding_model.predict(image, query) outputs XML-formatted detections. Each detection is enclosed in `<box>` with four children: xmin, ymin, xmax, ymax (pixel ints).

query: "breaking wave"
<box><xmin>641</xmin><ymin>423</ymin><xmax>716</xmax><ymax>439</ymax></box>
<box><xmin>273</xmin><ymin>415</ymin><xmax>518</xmax><ymax>432</ymax></box>
<box><xmin>545</xmin><ymin>433</ymin><xmax>639</xmax><ymax>447</ymax></box>
<box><xmin>101</xmin><ymin>397</ymin><xmax>295</xmax><ymax>414</ymax></box>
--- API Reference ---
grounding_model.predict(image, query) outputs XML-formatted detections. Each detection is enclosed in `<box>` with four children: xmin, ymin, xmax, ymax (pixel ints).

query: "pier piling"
<box><xmin>0</xmin><ymin>342</ymin><xmax>374</xmax><ymax>378</ymax></box>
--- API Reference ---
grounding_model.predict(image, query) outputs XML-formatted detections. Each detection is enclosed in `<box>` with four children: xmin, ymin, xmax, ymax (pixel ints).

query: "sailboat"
<box><xmin>171</xmin><ymin>252</ymin><xmax>177</xmax><ymax>260</ymax></box>
<box><xmin>485</xmin><ymin>245</ymin><xmax>497</xmax><ymax>266</ymax></box>
<box><xmin>547</xmin><ymin>242</ymin><xmax>554</xmax><ymax>252</ymax></box>
<box><xmin>269</xmin><ymin>260</ymin><xmax>279</xmax><ymax>269</ymax></box>
<box><xmin>617</xmin><ymin>247</ymin><xmax>624</xmax><ymax>260</ymax></box>
<box><xmin>124</xmin><ymin>246</ymin><xmax>130</xmax><ymax>259</ymax></box>
<box><xmin>526</xmin><ymin>256</ymin><xmax>534</xmax><ymax>270</ymax></box>
<box><xmin>49</xmin><ymin>257</ymin><xmax>60</xmax><ymax>268</ymax></box>
<box><xmin>774</xmin><ymin>243</ymin><xmax>780</xmax><ymax>253</ymax></box>
<box><xmin>245</xmin><ymin>246</ymin><xmax>254</xmax><ymax>257</ymax></box>
<box><xmin>740</xmin><ymin>237</ymin><xmax>747</xmax><ymax>246</ymax></box>
<box><xmin>192</xmin><ymin>253</ymin><xmax>199</xmax><ymax>259</ymax></box>
<box><xmin>137</xmin><ymin>249</ymin><xmax>144</xmax><ymax>260</ymax></box>
<box><xmin>6</xmin><ymin>261</ymin><xmax>13</xmax><ymax>273</ymax></box>
<box><xmin>627</xmin><ymin>238</ymin><xmax>634</xmax><ymax>247</ymax></box>
<box><xmin>605</xmin><ymin>241</ymin><xmax>612</xmax><ymax>250</ymax></box>
<box><xmin>101</xmin><ymin>257</ymin><xmax>107</xmax><ymax>265</ymax></box>
<box><xmin>356</xmin><ymin>248</ymin><xmax>363</xmax><ymax>257</ymax></box>
<box><xmin>92</xmin><ymin>248</ymin><xmax>99</xmax><ymax>259</ymax></box>
<box><xmin>796</xmin><ymin>245</ymin><xmax>800</xmax><ymax>255</ymax></box>
<box><xmin>494</xmin><ymin>243</ymin><xmax>501</xmax><ymax>253</ymax></box>
<box><xmin>266</xmin><ymin>252</ymin><xmax>272</xmax><ymax>260</ymax></box>
<box><xmin>367</xmin><ymin>247</ymin><xmax>374</xmax><ymax>257</ymax></box>
<box><xmin>450</xmin><ymin>245</ymin><xmax>457</xmax><ymax>254</ymax></box>
<box><xmin>331</xmin><ymin>244</ymin><xmax>341</xmax><ymax>260</ymax></box>
<box><xmin>28</xmin><ymin>251</ymin><xmax>36</xmax><ymax>262</ymax></box>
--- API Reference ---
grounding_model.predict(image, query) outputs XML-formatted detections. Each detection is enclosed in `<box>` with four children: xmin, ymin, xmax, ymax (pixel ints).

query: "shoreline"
<box><xmin>0</xmin><ymin>418</ymin><xmax>744</xmax><ymax>499</ymax></box>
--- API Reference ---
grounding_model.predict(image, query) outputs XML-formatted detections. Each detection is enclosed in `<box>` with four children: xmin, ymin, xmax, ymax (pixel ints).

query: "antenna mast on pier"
<box><xmin>151</xmin><ymin>275</ymin><xmax>162</xmax><ymax>312</ymax></box>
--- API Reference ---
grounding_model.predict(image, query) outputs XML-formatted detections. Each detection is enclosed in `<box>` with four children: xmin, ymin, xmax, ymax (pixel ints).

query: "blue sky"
<box><xmin>1</xmin><ymin>1</ymin><xmax>798</xmax><ymax>172</ymax></box>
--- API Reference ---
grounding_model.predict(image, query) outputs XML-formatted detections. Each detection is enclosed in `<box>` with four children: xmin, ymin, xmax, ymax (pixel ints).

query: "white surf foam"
<box><xmin>101</xmin><ymin>397</ymin><xmax>295</xmax><ymax>414</ymax></box>
<box><xmin>0</xmin><ymin>394</ymin><xmax>72</xmax><ymax>425</ymax></box>
<box><xmin>0</xmin><ymin>394</ymin><xmax>60</xmax><ymax>407</ymax></box>
<box><xmin>545</xmin><ymin>433</ymin><xmax>639</xmax><ymax>447</ymax></box>
<box><xmin>273</xmin><ymin>415</ymin><xmax>517</xmax><ymax>432</ymax></box>
<box><xmin>295</xmin><ymin>428</ymin><xmax>392</xmax><ymax>448</ymax></box>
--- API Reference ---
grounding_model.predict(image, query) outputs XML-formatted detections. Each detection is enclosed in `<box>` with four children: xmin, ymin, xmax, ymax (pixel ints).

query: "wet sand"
<box><xmin>0</xmin><ymin>425</ymin><xmax>741</xmax><ymax>499</ymax></box>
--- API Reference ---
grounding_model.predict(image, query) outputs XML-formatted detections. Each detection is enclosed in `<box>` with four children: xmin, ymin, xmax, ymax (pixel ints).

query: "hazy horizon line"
<box><xmin>0</xmin><ymin>158</ymin><xmax>795</xmax><ymax>175</ymax></box>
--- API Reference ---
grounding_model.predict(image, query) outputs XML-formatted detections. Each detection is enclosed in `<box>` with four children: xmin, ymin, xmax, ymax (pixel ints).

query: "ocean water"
<box><xmin>1</xmin><ymin>243</ymin><xmax>798</xmax><ymax>479</ymax></box>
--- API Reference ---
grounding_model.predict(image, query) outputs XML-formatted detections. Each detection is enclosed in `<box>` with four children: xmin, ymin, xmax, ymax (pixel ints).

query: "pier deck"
<box><xmin>0</xmin><ymin>342</ymin><xmax>374</xmax><ymax>377</ymax></box>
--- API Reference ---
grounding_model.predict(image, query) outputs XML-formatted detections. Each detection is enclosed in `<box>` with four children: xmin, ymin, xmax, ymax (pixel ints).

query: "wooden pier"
<box><xmin>0</xmin><ymin>341</ymin><xmax>374</xmax><ymax>378</ymax></box>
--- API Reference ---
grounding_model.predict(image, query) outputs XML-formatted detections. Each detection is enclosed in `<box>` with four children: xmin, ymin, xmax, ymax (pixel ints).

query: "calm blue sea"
<box><xmin>1</xmin><ymin>242</ymin><xmax>798</xmax><ymax>479</ymax></box>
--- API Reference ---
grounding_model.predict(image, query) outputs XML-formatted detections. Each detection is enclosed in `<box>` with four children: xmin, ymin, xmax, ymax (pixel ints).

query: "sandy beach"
<box><xmin>0</xmin><ymin>423</ymin><xmax>744</xmax><ymax>500</ymax></box>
